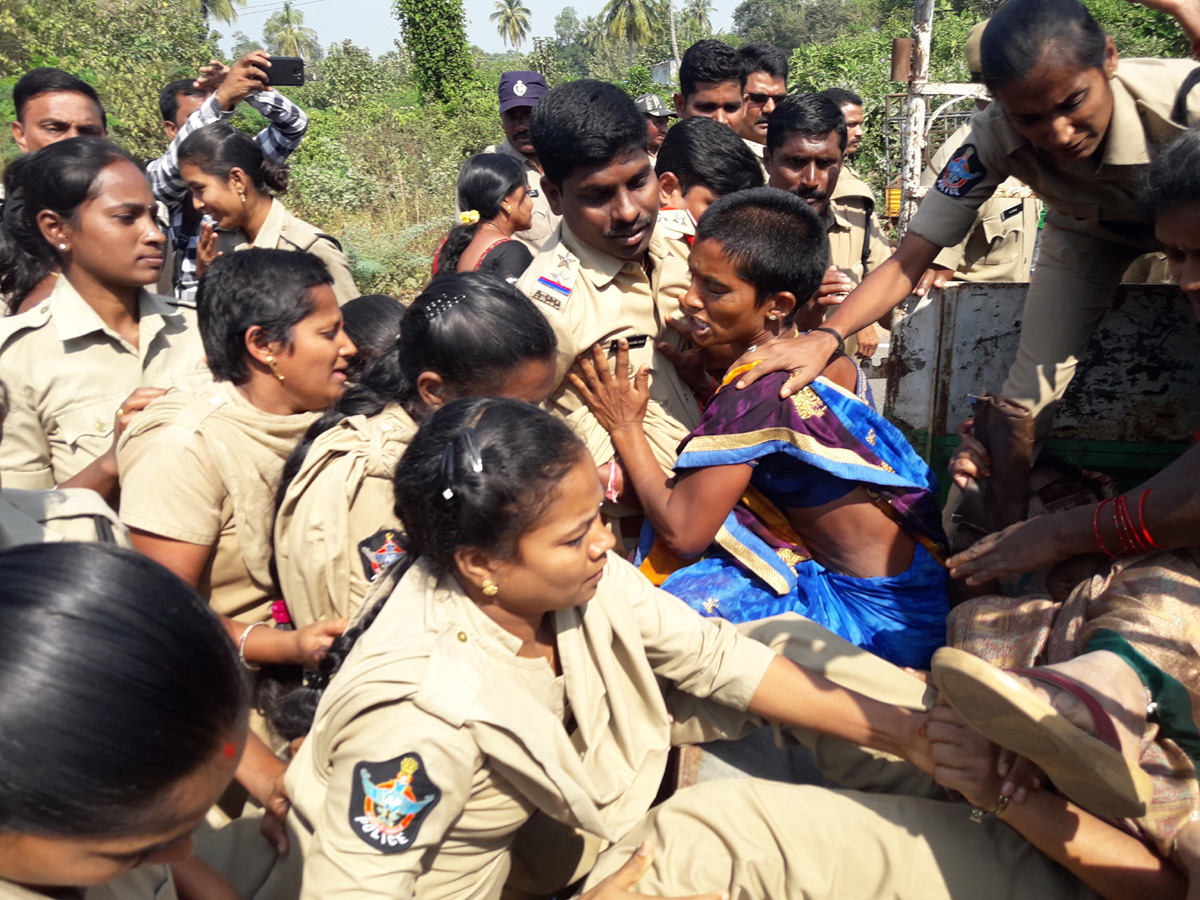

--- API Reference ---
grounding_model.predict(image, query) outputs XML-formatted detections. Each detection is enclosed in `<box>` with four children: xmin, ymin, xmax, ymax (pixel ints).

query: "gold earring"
<box><xmin>768</xmin><ymin>314</ymin><xmax>779</xmax><ymax>321</ymax></box>
<box><xmin>481</xmin><ymin>579</ymin><xmax>499</xmax><ymax>597</ymax></box>
<box><xmin>239</xmin><ymin>190</ymin><xmax>247</xmax><ymax>204</ymax></box>
<box><xmin>264</xmin><ymin>354</ymin><xmax>285</xmax><ymax>382</ymax></box>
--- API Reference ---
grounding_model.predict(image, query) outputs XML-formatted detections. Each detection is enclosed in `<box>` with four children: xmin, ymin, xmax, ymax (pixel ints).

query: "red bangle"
<box><xmin>1115</xmin><ymin>496</ymin><xmax>1149</xmax><ymax>554</ymax></box>
<box><xmin>1094</xmin><ymin>499</ymin><xmax>1118</xmax><ymax>557</ymax></box>
<box><xmin>1137</xmin><ymin>489</ymin><xmax>1161</xmax><ymax>550</ymax></box>
<box><xmin>1113</xmin><ymin>496</ymin><xmax>1137</xmax><ymax>554</ymax></box>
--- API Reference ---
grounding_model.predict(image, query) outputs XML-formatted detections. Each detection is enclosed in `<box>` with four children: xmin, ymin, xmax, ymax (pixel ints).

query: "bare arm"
<box><xmin>569</xmin><ymin>341</ymin><xmax>751</xmax><ymax>557</ymax></box>
<box><xmin>948</xmin><ymin>442</ymin><xmax>1200</xmax><ymax>583</ymax></box>
<box><xmin>747</xmin><ymin>654</ymin><xmax>929</xmax><ymax>764</ymax></box>
<box><xmin>928</xmin><ymin>706</ymin><xmax>1185</xmax><ymax>900</ymax></box>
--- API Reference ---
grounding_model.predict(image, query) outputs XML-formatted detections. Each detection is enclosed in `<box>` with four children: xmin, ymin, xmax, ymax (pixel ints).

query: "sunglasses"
<box><xmin>745</xmin><ymin>92</ymin><xmax>788</xmax><ymax>106</ymax></box>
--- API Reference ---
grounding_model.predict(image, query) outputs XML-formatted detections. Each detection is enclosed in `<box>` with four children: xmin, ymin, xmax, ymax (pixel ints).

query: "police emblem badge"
<box><xmin>349</xmin><ymin>753</ymin><xmax>441</xmax><ymax>853</ymax></box>
<box><xmin>358</xmin><ymin>529</ymin><xmax>404</xmax><ymax>582</ymax></box>
<box><xmin>935</xmin><ymin>144</ymin><xmax>986</xmax><ymax>198</ymax></box>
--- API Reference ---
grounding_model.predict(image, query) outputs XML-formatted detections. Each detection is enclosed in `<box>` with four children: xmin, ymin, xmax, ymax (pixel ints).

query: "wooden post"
<box><xmin>899</xmin><ymin>0</ymin><xmax>934</xmax><ymax>235</ymax></box>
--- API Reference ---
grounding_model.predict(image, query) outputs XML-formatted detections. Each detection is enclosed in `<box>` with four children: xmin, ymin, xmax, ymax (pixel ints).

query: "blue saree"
<box><xmin>636</xmin><ymin>363</ymin><xmax>949</xmax><ymax>668</ymax></box>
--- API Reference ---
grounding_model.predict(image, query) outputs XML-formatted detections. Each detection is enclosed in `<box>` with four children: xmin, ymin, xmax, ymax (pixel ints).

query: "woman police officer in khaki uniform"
<box><xmin>0</xmin><ymin>139</ymin><xmax>211</xmax><ymax>504</ymax></box>
<box><xmin>278</xmin><ymin>398</ymin><xmax>943</xmax><ymax>900</ymax></box>
<box><xmin>738</xmin><ymin>0</ymin><xmax>1200</xmax><ymax>522</ymax></box>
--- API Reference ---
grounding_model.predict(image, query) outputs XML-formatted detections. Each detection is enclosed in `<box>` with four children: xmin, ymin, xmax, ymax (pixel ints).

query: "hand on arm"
<box><xmin>233</xmin><ymin>616</ymin><xmax>349</xmax><ymax>668</ymax></box>
<box><xmin>237</xmin><ymin>735</ymin><xmax>293</xmax><ymax>854</ymax></box>
<box><xmin>581</xmin><ymin>841</ymin><xmax>728</xmax><ymax>900</ymax></box>
<box><xmin>58</xmin><ymin>387</ymin><xmax>167</xmax><ymax>502</ymax></box>
<box><xmin>568</xmin><ymin>340</ymin><xmax>749</xmax><ymax>557</ymax></box>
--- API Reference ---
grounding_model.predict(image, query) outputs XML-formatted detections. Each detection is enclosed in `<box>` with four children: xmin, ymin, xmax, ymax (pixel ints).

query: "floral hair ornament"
<box><xmin>460</xmin><ymin>209</ymin><xmax>481</xmax><ymax>225</ymax></box>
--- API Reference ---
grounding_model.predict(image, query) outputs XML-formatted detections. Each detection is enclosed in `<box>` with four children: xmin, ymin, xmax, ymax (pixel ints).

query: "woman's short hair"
<box><xmin>696</xmin><ymin>186</ymin><xmax>829</xmax><ymax>326</ymax></box>
<box><xmin>197</xmin><ymin>248</ymin><xmax>334</xmax><ymax>384</ymax></box>
<box><xmin>1143</xmin><ymin>126</ymin><xmax>1200</xmax><ymax>222</ymax></box>
<box><xmin>0</xmin><ymin>543</ymin><xmax>248</xmax><ymax>837</ymax></box>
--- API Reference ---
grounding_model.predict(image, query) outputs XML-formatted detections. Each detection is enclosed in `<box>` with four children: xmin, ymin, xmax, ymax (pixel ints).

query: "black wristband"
<box><xmin>813</xmin><ymin>326</ymin><xmax>845</xmax><ymax>347</ymax></box>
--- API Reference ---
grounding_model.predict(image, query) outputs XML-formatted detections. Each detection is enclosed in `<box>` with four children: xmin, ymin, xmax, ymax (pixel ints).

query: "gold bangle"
<box><xmin>969</xmin><ymin>793</ymin><xmax>1011</xmax><ymax>823</ymax></box>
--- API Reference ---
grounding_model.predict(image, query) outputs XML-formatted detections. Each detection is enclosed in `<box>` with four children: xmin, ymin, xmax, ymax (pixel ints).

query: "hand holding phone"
<box><xmin>265</xmin><ymin>56</ymin><xmax>305</xmax><ymax>87</ymax></box>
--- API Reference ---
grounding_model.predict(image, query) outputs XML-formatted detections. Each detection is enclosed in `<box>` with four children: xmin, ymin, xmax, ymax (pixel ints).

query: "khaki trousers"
<box><xmin>584</xmin><ymin>615</ymin><xmax>1098</xmax><ymax>900</ymax></box>
<box><xmin>1000</xmin><ymin>214</ymin><xmax>1143</xmax><ymax>436</ymax></box>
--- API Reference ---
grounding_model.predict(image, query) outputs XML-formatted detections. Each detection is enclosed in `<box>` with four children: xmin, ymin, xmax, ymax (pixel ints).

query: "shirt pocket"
<box><xmin>979</xmin><ymin>204</ymin><xmax>1026</xmax><ymax>265</ymax></box>
<box><xmin>53</xmin><ymin>396</ymin><xmax>119</xmax><ymax>453</ymax></box>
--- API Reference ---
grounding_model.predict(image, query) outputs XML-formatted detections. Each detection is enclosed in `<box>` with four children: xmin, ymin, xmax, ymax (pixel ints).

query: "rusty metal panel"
<box><xmin>886</xmin><ymin>283</ymin><xmax>1200</xmax><ymax>444</ymax></box>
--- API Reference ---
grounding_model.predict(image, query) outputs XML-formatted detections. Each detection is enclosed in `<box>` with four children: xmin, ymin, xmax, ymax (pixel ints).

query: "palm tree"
<box><xmin>602</xmin><ymin>0</ymin><xmax>659</xmax><ymax>66</ymax></box>
<box><xmin>581</xmin><ymin>14</ymin><xmax>608</xmax><ymax>51</ymax></box>
<box><xmin>190</xmin><ymin>0</ymin><xmax>246</xmax><ymax>25</ymax></box>
<box><xmin>681</xmin><ymin>0</ymin><xmax>714</xmax><ymax>34</ymax></box>
<box><xmin>490</xmin><ymin>0</ymin><xmax>532</xmax><ymax>50</ymax></box>
<box><xmin>263</xmin><ymin>2</ymin><xmax>321</xmax><ymax>60</ymax></box>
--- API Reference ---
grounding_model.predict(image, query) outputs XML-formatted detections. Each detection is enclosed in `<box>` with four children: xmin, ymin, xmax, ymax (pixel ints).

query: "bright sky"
<box><xmin>225</xmin><ymin>0</ymin><xmax>739</xmax><ymax>57</ymax></box>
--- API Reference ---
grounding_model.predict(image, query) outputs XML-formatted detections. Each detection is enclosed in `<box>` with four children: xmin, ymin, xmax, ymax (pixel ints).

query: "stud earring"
<box><xmin>58</xmin><ymin>243</ymin><xmax>67</xmax><ymax>250</ymax></box>
<box><xmin>768</xmin><ymin>314</ymin><xmax>779</xmax><ymax>321</ymax></box>
<box><xmin>239</xmin><ymin>191</ymin><xmax>247</xmax><ymax>204</ymax></box>
<box><xmin>264</xmin><ymin>354</ymin><xmax>285</xmax><ymax>382</ymax></box>
<box><xmin>481</xmin><ymin>579</ymin><xmax>499</xmax><ymax>597</ymax></box>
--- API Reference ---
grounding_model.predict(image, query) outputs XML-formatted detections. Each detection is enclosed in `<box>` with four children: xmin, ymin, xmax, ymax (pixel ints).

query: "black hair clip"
<box><xmin>441</xmin><ymin>426</ymin><xmax>484</xmax><ymax>501</ymax></box>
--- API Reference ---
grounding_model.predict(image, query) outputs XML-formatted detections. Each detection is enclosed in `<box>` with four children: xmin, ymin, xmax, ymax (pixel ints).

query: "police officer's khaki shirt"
<box><xmin>0</xmin><ymin>866</ymin><xmax>177</xmax><ymax>900</ymax></box>
<box><xmin>482</xmin><ymin>140</ymin><xmax>561</xmax><ymax>253</ymax></box>
<box><xmin>922</xmin><ymin>121</ymin><xmax>1041</xmax><ymax>282</ymax></box>
<box><xmin>118</xmin><ymin>381</ymin><xmax>319</xmax><ymax>622</ymax></box>
<box><xmin>0</xmin><ymin>487</ymin><xmax>129</xmax><ymax>548</ymax></box>
<box><xmin>286</xmin><ymin>553</ymin><xmax>775</xmax><ymax>900</ymax></box>
<box><xmin>0</xmin><ymin>276</ymin><xmax>210</xmax><ymax>490</ymax></box>
<box><xmin>743</xmin><ymin>136</ymin><xmax>769</xmax><ymax>179</ymax></box>
<box><xmin>517</xmin><ymin>222</ymin><xmax>700</xmax><ymax>475</ymax></box>
<box><xmin>827</xmin><ymin>167</ymin><xmax>890</xmax><ymax>287</ymax></box>
<box><xmin>913</xmin><ymin>58</ymin><xmax>1200</xmax><ymax>253</ymax></box>
<box><xmin>275</xmin><ymin>403</ymin><xmax>417</xmax><ymax>628</ymax></box>
<box><xmin>224</xmin><ymin>197</ymin><xmax>359</xmax><ymax>305</ymax></box>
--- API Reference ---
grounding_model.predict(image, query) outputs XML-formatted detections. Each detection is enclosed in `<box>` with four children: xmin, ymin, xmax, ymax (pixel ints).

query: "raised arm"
<box><xmin>247</xmin><ymin>88</ymin><xmax>309</xmax><ymax>164</ymax></box>
<box><xmin>569</xmin><ymin>341</ymin><xmax>750</xmax><ymax>557</ymax></box>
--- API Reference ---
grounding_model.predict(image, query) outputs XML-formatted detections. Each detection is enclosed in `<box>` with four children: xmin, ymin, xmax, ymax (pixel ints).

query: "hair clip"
<box><xmin>441</xmin><ymin>441</ymin><xmax>457</xmax><ymax>500</ymax></box>
<box><xmin>440</xmin><ymin>426</ymin><xmax>485</xmax><ymax>501</ymax></box>
<box><xmin>460</xmin><ymin>427</ymin><xmax>484</xmax><ymax>474</ymax></box>
<box><xmin>424</xmin><ymin>293</ymin><xmax>470</xmax><ymax>321</ymax></box>
<box><xmin>460</xmin><ymin>209</ymin><xmax>481</xmax><ymax>225</ymax></box>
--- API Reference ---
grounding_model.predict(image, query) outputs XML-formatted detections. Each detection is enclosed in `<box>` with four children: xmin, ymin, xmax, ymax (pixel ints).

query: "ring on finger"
<box><xmin>117</xmin><ymin>408</ymin><xmax>125</xmax><ymax>416</ymax></box>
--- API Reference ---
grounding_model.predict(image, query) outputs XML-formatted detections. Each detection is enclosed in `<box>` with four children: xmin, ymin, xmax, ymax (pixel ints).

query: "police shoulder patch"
<box><xmin>935</xmin><ymin>144</ymin><xmax>986</xmax><ymax>198</ymax></box>
<box><xmin>358</xmin><ymin>528</ymin><xmax>404</xmax><ymax>582</ymax></box>
<box><xmin>349</xmin><ymin>753</ymin><xmax>441</xmax><ymax>853</ymax></box>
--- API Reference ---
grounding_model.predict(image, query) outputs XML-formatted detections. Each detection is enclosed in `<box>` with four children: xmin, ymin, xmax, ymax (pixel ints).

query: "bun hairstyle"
<box><xmin>178</xmin><ymin>121</ymin><xmax>289</xmax><ymax>195</ymax></box>
<box><xmin>265</xmin><ymin>398</ymin><xmax>585</xmax><ymax>739</ymax></box>
<box><xmin>435</xmin><ymin>153</ymin><xmax>527</xmax><ymax>273</ymax></box>
<box><xmin>0</xmin><ymin>137</ymin><xmax>139</xmax><ymax>312</ymax></box>
<box><xmin>0</xmin><ymin>543</ymin><xmax>248</xmax><ymax>837</ymax></box>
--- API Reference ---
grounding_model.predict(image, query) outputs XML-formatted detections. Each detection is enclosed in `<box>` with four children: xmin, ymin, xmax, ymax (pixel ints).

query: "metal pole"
<box><xmin>899</xmin><ymin>0</ymin><xmax>934</xmax><ymax>235</ymax></box>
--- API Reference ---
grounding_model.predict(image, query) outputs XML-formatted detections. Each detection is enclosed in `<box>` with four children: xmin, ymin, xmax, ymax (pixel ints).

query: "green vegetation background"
<box><xmin>0</xmin><ymin>0</ymin><xmax>1186</xmax><ymax>297</ymax></box>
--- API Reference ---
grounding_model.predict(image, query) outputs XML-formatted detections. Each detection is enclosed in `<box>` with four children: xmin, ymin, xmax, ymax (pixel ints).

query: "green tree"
<box><xmin>490</xmin><ymin>0</ymin><xmax>531</xmax><ymax>49</ymax></box>
<box><xmin>391</xmin><ymin>0</ymin><xmax>478</xmax><ymax>104</ymax></box>
<box><xmin>555</xmin><ymin>7</ymin><xmax>583</xmax><ymax>45</ymax></box>
<box><xmin>680</xmin><ymin>0</ymin><xmax>713</xmax><ymax>34</ymax></box>
<box><xmin>188</xmin><ymin>0</ymin><xmax>246</xmax><ymax>26</ymax></box>
<box><xmin>263</xmin><ymin>2</ymin><xmax>321</xmax><ymax>59</ymax></box>
<box><xmin>230</xmin><ymin>30</ymin><xmax>263</xmax><ymax>57</ymax></box>
<box><xmin>603</xmin><ymin>0</ymin><xmax>662</xmax><ymax>65</ymax></box>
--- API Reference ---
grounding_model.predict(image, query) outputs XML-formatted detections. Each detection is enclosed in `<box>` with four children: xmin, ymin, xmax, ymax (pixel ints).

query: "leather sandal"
<box><xmin>931</xmin><ymin>647</ymin><xmax>1154</xmax><ymax>819</ymax></box>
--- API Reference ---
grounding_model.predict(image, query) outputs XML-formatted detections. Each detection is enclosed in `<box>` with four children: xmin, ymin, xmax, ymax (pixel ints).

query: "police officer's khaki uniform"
<box><xmin>913</xmin><ymin>58</ymin><xmax>1200</xmax><ymax>431</ymax></box>
<box><xmin>516</xmin><ymin>222</ymin><xmax>700</xmax><ymax>480</ymax></box>
<box><xmin>0</xmin><ymin>276</ymin><xmax>211</xmax><ymax>490</ymax></box>
<box><xmin>275</xmin><ymin>403</ymin><xmax>417</xmax><ymax>628</ymax></box>
<box><xmin>482</xmin><ymin>140</ymin><xmax>560</xmax><ymax>253</ymax></box>
<box><xmin>827</xmin><ymin>168</ymin><xmax>892</xmax><ymax>358</ymax></box>
<box><xmin>0</xmin><ymin>487</ymin><xmax>129</xmax><ymax>548</ymax></box>
<box><xmin>742</xmin><ymin>135</ymin><xmax>769</xmax><ymax>179</ymax></box>
<box><xmin>117</xmin><ymin>381</ymin><xmax>319</xmax><ymax>622</ymax></box>
<box><xmin>922</xmin><ymin>121</ymin><xmax>1041</xmax><ymax>282</ymax></box>
<box><xmin>222</xmin><ymin>197</ymin><xmax>359</xmax><ymax>305</ymax></box>
<box><xmin>286</xmin><ymin>553</ymin><xmax>779</xmax><ymax>900</ymax></box>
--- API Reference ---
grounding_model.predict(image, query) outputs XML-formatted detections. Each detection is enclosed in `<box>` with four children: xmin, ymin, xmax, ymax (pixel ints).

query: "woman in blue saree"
<box><xmin>572</xmin><ymin>188</ymin><xmax>948</xmax><ymax>667</ymax></box>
